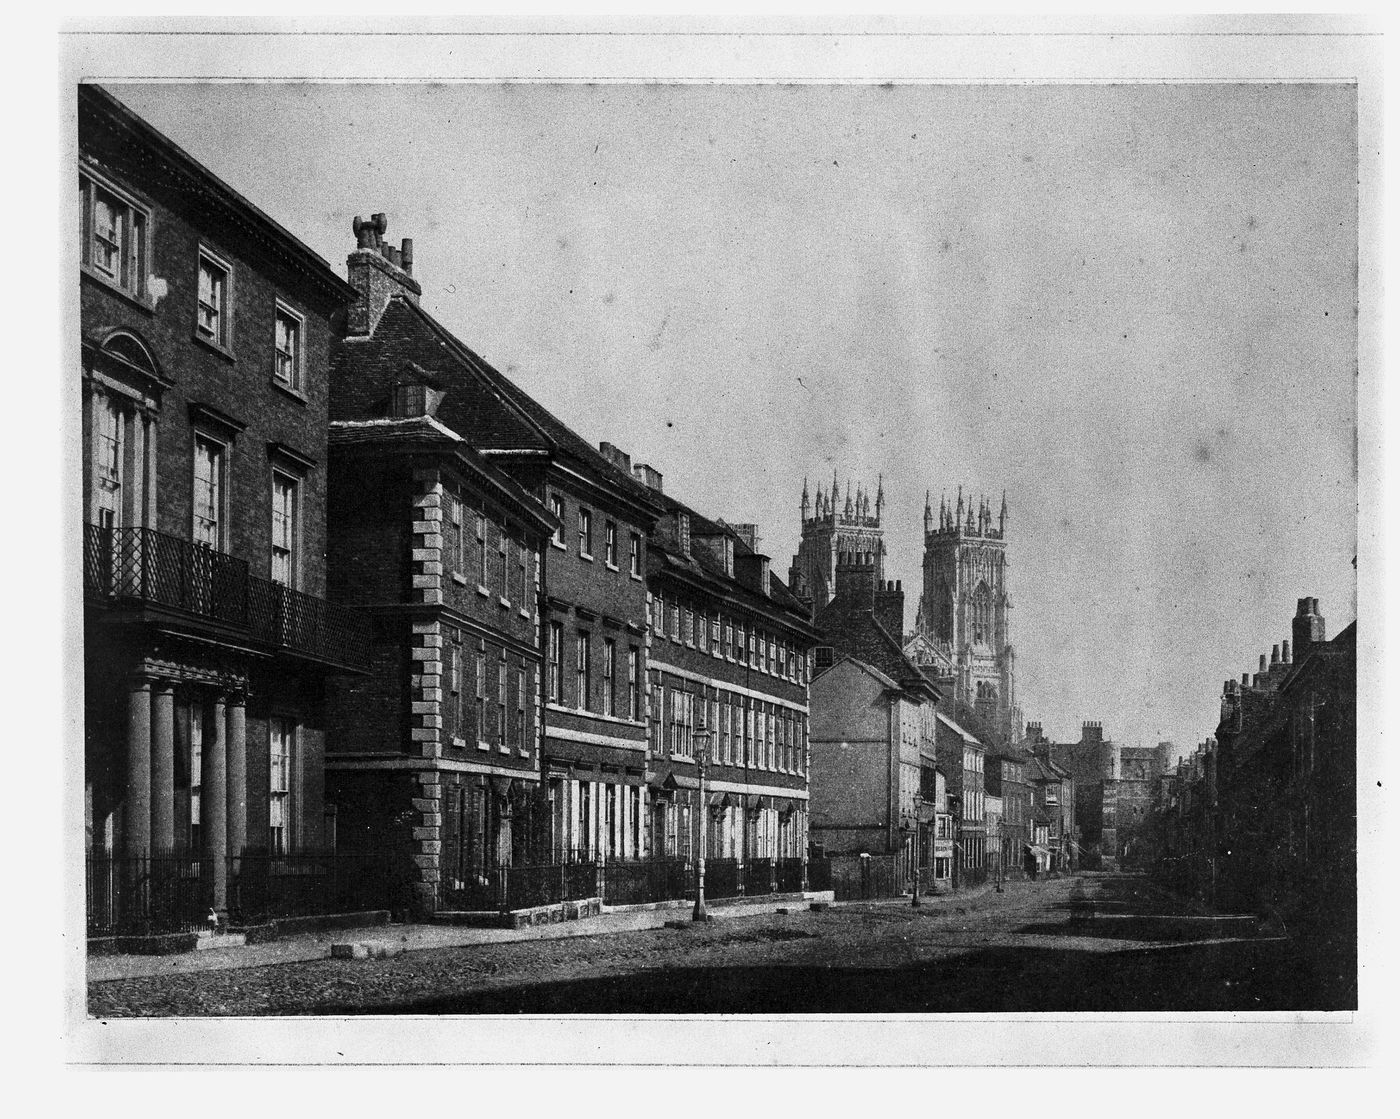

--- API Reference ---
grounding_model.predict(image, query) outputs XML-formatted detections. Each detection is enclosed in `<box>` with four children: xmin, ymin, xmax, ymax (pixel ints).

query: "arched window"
<box><xmin>102</xmin><ymin>330</ymin><xmax>160</xmax><ymax>379</ymax></box>
<box><xmin>971</xmin><ymin>582</ymin><xmax>992</xmax><ymax>646</ymax></box>
<box><xmin>86</xmin><ymin>331</ymin><xmax>162</xmax><ymax>535</ymax></box>
<box><xmin>935</xmin><ymin>580</ymin><xmax>953</xmax><ymax>641</ymax></box>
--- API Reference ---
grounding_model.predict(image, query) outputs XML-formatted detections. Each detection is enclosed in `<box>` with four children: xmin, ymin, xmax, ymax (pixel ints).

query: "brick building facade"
<box><xmin>79</xmin><ymin>85</ymin><xmax>366</xmax><ymax>924</ymax></box>
<box><xmin>642</xmin><ymin>483</ymin><xmax>819</xmax><ymax>880</ymax></box>
<box><xmin>809</xmin><ymin>656</ymin><xmax>936</xmax><ymax>888</ymax></box>
<box><xmin>322</xmin><ymin>215</ymin><xmax>664</xmax><ymax>910</ymax></box>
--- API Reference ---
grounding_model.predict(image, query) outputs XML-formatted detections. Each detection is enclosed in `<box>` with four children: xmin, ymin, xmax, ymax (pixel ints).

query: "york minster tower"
<box><xmin>909</xmin><ymin>487</ymin><xmax>1022</xmax><ymax>744</ymax></box>
<box><xmin>788</xmin><ymin>473</ymin><xmax>886</xmax><ymax>618</ymax></box>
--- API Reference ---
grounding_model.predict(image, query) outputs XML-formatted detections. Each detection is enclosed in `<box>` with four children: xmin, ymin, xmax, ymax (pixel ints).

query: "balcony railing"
<box><xmin>85</xmin><ymin>523</ymin><xmax>369</xmax><ymax>671</ymax></box>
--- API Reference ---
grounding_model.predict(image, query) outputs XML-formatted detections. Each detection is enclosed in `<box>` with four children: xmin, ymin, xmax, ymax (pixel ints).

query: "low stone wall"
<box><xmin>87</xmin><ymin>910</ymin><xmax>394</xmax><ymax>956</ymax></box>
<box><xmin>86</xmin><ymin>931</ymin><xmax>200</xmax><ymax>957</ymax></box>
<box><xmin>433</xmin><ymin>897</ymin><xmax>603</xmax><ymax>929</ymax></box>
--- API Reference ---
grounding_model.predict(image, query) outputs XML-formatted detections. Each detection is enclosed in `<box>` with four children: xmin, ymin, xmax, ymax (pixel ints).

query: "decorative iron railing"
<box><xmin>599</xmin><ymin>859</ymin><xmax>690</xmax><ymax>906</ymax></box>
<box><xmin>701</xmin><ymin>857</ymin><xmax>742</xmax><ymax>900</ymax></box>
<box><xmin>228</xmin><ymin>848</ymin><xmax>402</xmax><ymax>922</ymax></box>
<box><xmin>775</xmin><ymin>857</ymin><xmax>805</xmax><ymax>893</ymax></box>
<box><xmin>86</xmin><ymin>849</ymin><xmax>207</xmax><ymax>937</ymax></box>
<box><xmin>744</xmin><ymin>857</ymin><xmax>777</xmax><ymax>896</ymax></box>
<box><xmin>84</xmin><ymin>523</ymin><xmax>369</xmax><ymax>670</ymax></box>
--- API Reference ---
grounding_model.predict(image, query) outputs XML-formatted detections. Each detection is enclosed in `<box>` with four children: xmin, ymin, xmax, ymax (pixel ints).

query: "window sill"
<box><xmin>498</xmin><ymin>744</ymin><xmax>512</xmax><ymax>755</ymax></box>
<box><xmin>630</xmin><ymin>572</ymin><xmax>644</xmax><ymax>582</ymax></box>
<box><xmin>498</xmin><ymin>597</ymin><xmax>511</xmax><ymax>609</ymax></box>
<box><xmin>271</xmin><ymin>379</ymin><xmax>308</xmax><ymax>405</ymax></box>
<box><xmin>452</xmin><ymin>736</ymin><xmax>467</xmax><ymax>749</ymax></box>
<box><xmin>192</xmin><ymin>331</ymin><xmax>236</xmax><ymax>363</ymax></box>
<box><xmin>519</xmin><ymin>608</ymin><xmax>532</xmax><ymax>620</ymax></box>
<box><xmin>451</xmin><ymin>572</ymin><xmax>469</xmax><ymax>586</ymax></box>
<box><xmin>476</xmin><ymin>584</ymin><xmax>490</xmax><ymax>597</ymax></box>
<box><xmin>80</xmin><ymin>266</ymin><xmax>155</xmax><ymax>314</ymax></box>
<box><xmin>579</xmin><ymin>553</ymin><xmax>594</xmax><ymax>563</ymax></box>
<box><xmin>550</xmin><ymin>540</ymin><xmax>567</xmax><ymax>551</ymax></box>
<box><xmin>476</xmin><ymin>740</ymin><xmax>491</xmax><ymax>752</ymax></box>
<box><xmin>605</xmin><ymin>561</ymin><xmax>620</xmax><ymax>572</ymax></box>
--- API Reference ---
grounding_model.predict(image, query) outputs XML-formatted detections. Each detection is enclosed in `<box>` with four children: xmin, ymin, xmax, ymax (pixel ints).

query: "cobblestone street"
<box><xmin>87</xmin><ymin>874</ymin><xmax>1344</xmax><ymax>1016</ymax></box>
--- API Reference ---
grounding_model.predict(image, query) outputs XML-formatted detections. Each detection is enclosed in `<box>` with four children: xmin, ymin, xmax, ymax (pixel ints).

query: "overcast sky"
<box><xmin>106</xmin><ymin>81</ymin><xmax>1358</xmax><ymax>755</ymax></box>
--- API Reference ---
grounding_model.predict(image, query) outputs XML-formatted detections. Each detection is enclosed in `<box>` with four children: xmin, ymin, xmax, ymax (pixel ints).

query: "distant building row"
<box><xmin>1150</xmin><ymin>596</ymin><xmax>1355</xmax><ymax>1006</ymax></box>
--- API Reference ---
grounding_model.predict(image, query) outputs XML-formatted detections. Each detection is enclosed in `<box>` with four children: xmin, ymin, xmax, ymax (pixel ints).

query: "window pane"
<box><xmin>93</xmin><ymin>192</ymin><xmax>123</xmax><ymax>278</ymax></box>
<box><xmin>193</xmin><ymin>437</ymin><xmax>222</xmax><ymax>546</ymax></box>
<box><xmin>274</xmin><ymin>310</ymin><xmax>300</xmax><ymax>385</ymax></box>
<box><xmin>271</xmin><ymin>474</ymin><xmax>296</xmax><ymax>585</ymax></box>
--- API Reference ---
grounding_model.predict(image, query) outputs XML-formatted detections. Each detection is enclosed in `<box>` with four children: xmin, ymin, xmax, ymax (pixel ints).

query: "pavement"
<box><xmin>89</xmin><ymin>888</ymin><xmax>899</xmax><ymax>983</ymax></box>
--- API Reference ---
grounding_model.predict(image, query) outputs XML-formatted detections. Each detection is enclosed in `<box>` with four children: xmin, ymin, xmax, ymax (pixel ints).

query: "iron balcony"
<box><xmin>84</xmin><ymin>523</ymin><xmax>369</xmax><ymax>672</ymax></box>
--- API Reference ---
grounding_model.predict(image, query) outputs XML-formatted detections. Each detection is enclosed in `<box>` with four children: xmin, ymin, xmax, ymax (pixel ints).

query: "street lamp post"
<box><xmin>692</xmin><ymin>727</ymin><xmax>713</xmax><ymax>923</ymax></box>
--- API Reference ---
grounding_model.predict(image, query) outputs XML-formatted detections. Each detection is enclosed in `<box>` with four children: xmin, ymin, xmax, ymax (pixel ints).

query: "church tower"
<box><xmin>788</xmin><ymin>472</ymin><xmax>886</xmax><ymax>619</ymax></box>
<box><xmin>916</xmin><ymin>488</ymin><xmax>1020</xmax><ymax>742</ymax></box>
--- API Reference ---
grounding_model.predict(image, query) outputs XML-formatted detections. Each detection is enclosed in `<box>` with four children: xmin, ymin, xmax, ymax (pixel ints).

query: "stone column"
<box><xmin>150</xmin><ymin>680</ymin><xmax>176</xmax><ymax>853</ymax></box>
<box><xmin>202</xmin><ymin>692</ymin><xmax>228</xmax><ymax>914</ymax></box>
<box><xmin>124</xmin><ymin>676</ymin><xmax>152</xmax><ymax>860</ymax></box>
<box><xmin>226</xmin><ymin>695</ymin><xmax>247</xmax><ymax>864</ymax></box>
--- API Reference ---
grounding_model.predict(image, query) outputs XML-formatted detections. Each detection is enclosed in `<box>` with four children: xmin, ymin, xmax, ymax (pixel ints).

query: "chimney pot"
<box><xmin>1282</xmin><ymin>640</ymin><xmax>1291</xmax><ymax>663</ymax></box>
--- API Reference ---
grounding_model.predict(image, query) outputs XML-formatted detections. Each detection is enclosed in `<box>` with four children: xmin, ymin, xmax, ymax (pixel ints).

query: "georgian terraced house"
<box><xmin>638</xmin><ymin>481</ymin><xmax>820</xmax><ymax>894</ymax></box>
<box><xmin>323</xmin><ymin>214</ymin><xmax>667</xmax><ymax>912</ymax></box>
<box><xmin>323</xmin><ymin>215</ymin><xmax>558</xmax><ymax>916</ymax></box>
<box><xmin>79</xmin><ymin>85</ymin><xmax>368</xmax><ymax>928</ymax></box>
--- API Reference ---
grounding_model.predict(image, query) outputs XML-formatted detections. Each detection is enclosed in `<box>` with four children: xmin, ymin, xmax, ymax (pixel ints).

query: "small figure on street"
<box><xmin>1023</xmin><ymin>846</ymin><xmax>1038</xmax><ymax>881</ymax></box>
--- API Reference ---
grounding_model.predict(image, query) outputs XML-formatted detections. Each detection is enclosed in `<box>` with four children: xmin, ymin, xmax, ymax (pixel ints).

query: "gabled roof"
<box><xmin>1027</xmin><ymin>754</ymin><xmax>1069</xmax><ymax>783</ymax></box>
<box><xmin>816</xmin><ymin>652</ymin><xmax>903</xmax><ymax>694</ymax></box>
<box><xmin>815</xmin><ymin>592</ymin><xmax>939</xmax><ymax>701</ymax></box>
<box><xmin>936</xmin><ymin>710</ymin><xmax>982</xmax><ymax>745</ymax></box>
<box><xmin>395</xmin><ymin>297</ymin><xmax>665</xmax><ymax>516</ymax></box>
<box><xmin>338</xmin><ymin>294</ymin><xmax>664</xmax><ymax>524</ymax></box>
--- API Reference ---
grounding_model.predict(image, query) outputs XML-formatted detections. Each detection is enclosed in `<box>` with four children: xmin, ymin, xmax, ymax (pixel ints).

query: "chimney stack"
<box><xmin>1292</xmin><ymin>597</ymin><xmax>1326</xmax><ymax>662</ymax></box>
<box><xmin>873</xmin><ymin>578</ymin><xmax>905</xmax><ymax>639</ymax></box>
<box><xmin>632</xmin><ymin>463</ymin><xmax>664</xmax><ymax>493</ymax></box>
<box><xmin>834</xmin><ymin>551</ymin><xmax>878</xmax><ymax>607</ymax></box>
<box><xmin>346</xmin><ymin>212</ymin><xmax>422</xmax><ymax>336</ymax></box>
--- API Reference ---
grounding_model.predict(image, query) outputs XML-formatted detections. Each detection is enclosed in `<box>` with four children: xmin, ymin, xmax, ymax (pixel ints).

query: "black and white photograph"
<box><xmin>53</xmin><ymin>17</ymin><xmax>1387</xmax><ymax>1068</ymax></box>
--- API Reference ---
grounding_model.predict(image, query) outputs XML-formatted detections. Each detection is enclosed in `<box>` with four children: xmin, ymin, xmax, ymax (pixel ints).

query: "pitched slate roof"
<box><xmin>336</xmin><ymin>294</ymin><xmax>664</xmax><ymax>521</ymax></box>
<box><xmin>645</xmin><ymin>489</ymin><xmax>814</xmax><ymax>630</ymax></box>
<box><xmin>815</xmin><ymin>590</ymin><xmax>938</xmax><ymax>700</ymax></box>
